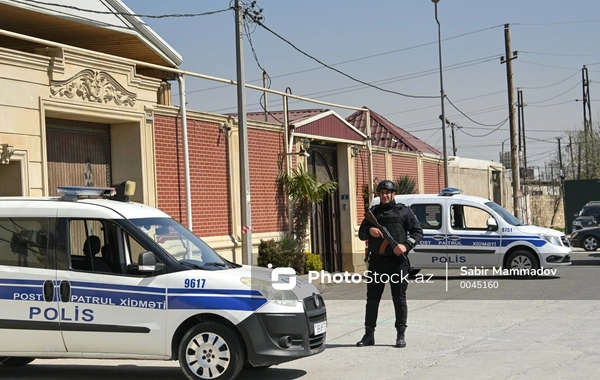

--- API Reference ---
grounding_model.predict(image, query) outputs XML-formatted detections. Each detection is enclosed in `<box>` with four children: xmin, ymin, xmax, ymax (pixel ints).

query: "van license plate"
<box><xmin>314</xmin><ymin>321</ymin><xmax>327</xmax><ymax>334</ymax></box>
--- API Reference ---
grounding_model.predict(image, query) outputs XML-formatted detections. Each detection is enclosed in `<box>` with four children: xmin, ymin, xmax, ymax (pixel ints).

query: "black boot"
<box><xmin>356</xmin><ymin>327</ymin><xmax>375</xmax><ymax>347</ymax></box>
<box><xmin>395</xmin><ymin>327</ymin><xmax>406</xmax><ymax>348</ymax></box>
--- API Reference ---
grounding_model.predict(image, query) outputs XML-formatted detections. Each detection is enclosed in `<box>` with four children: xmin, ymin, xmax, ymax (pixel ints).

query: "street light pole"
<box><xmin>432</xmin><ymin>0</ymin><xmax>449</xmax><ymax>189</ymax></box>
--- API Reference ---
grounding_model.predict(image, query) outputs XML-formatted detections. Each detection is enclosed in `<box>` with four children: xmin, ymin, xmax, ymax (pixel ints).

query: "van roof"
<box><xmin>370</xmin><ymin>193</ymin><xmax>492</xmax><ymax>207</ymax></box>
<box><xmin>0</xmin><ymin>197</ymin><xmax>170</xmax><ymax>220</ymax></box>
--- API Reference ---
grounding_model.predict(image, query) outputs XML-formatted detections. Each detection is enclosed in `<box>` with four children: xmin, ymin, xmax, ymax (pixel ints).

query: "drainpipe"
<box><xmin>283</xmin><ymin>91</ymin><xmax>293</xmax><ymax>234</ymax></box>
<box><xmin>178</xmin><ymin>74</ymin><xmax>193</xmax><ymax>237</ymax></box>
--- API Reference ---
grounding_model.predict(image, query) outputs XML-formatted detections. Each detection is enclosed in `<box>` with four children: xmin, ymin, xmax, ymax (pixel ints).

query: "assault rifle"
<box><xmin>364</xmin><ymin>209</ymin><xmax>411</xmax><ymax>268</ymax></box>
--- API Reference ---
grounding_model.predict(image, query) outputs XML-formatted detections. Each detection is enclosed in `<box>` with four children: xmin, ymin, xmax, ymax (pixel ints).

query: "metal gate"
<box><xmin>46</xmin><ymin>118</ymin><xmax>111</xmax><ymax>196</ymax></box>
<box><xmin>307</xmin><ymin>144</ymin><xmax>341</xmax><ymax>272</ymax></box>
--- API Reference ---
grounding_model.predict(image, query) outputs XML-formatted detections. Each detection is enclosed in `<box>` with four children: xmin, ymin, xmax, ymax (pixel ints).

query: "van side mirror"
<box><xmin>138</xmin><ymin>251</ymin><xmax>157</xmax><ymax>272</ymax></box>
<box><xmin>486</xmin><ymin>218</ymin><xmax>498</xmax><ymax>231</ymax></box>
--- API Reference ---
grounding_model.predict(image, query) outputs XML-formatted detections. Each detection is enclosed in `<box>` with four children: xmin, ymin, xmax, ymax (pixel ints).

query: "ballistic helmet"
<box><xmin>376</xmin><ymin>180</ymin><xmax>397</xmax><ymax>192</ymax></box>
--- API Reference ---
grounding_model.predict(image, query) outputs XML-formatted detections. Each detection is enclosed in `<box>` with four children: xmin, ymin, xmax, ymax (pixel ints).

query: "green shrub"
<box><xmin>257</xmin><ymin>233</ymin><xmax>304</xmax><ymax>274</ymax></box>
<box><xmin>305</xmin><ymin>251</ymin><xmax>323</xmax><ymax>272</ymax></box>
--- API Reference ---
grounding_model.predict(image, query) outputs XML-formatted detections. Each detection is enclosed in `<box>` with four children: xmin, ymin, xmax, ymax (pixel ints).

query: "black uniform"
<box><xmin>358</xmin><ymin>199</ymin><xmax>423</xmax><ymax>329</ymax></box>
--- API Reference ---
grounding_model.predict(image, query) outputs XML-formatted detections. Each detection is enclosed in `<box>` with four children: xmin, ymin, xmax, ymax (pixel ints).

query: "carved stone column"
<box><xmin>157</xmin><ymin>81</ymin><xmax>172</xmax><ymax>106</ymax></box>
<box><xmin>0</xmin><ymin>144</ymin><xmax>15</xmax><ymax>164</ymax></box>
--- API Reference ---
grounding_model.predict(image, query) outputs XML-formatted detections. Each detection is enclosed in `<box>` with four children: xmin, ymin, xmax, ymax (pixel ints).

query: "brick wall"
<box><xmin>154</xmin><ymin>114</ymin><xmax>231</xmax><ymax>236</ymax></box>
<box><xmin>423</xmin><ymin>160</ymin><xmax>445</xmax><ymax>194</ymax></box>
<box><xmin>155</xmin><ymin>114</ymin><xmax>288</xmax><ymax>237</ymax></box>
<box><xmin>391</xmin><ymin>155</ymin><xmax>419</xmax><ymax>193</ymax></box>
<box><xmin>248</xmin><ymin>128</ymin><xmax>288</xmax><ymax>233</ymax></box>
<box><xmin>354</xmin><ymin>151</ymin><xmax>369</xmax><ymax>225</ymax></box>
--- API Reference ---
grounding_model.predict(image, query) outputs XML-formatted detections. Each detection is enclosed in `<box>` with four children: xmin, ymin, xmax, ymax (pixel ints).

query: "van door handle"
<box><xmin>60</xmin><ymin>281</ymin><xmax>71</xmax><ymax>303</ymax></box>
<box><xmin>43</xmin><ymin>280</ymin><xmax>54</xmax><ymax>302</ymax></box>
<box><xmin>448</xmin><ymin>235</ymin><xmax>461</xmax><ymax>241</ymax></box>
<box><xmin>432</xmin><ymin>235</ymin><xmax>445</xmax><ymax>241</ymax></box>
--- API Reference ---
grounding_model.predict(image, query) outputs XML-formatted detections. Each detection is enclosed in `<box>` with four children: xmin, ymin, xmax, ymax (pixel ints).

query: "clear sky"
<box><xmin>121</xmin><ymin>0</ymin><xmax>600</xmax><ymax>171</ymax></box>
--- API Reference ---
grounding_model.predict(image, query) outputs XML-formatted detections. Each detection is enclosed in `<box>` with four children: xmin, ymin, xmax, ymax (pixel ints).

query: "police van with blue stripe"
<box><xmin>371</xmin><ymin>188</ymin><xmax>571</xmax><ymax>278</ymax></box>
<box><xmin>0</xmin><ymin>183</ymin><xmax>326</xmax><ymax>380</ymax></box>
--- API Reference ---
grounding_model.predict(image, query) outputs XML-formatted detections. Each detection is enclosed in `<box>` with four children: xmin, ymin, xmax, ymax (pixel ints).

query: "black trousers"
<box><xmin>364</xmin><ymin>255</ymin><xmax>409</xmax><ymax>329</ymax></box>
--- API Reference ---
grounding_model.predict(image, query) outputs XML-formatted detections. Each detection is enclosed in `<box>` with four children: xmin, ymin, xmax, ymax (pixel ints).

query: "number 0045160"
<box><xmin>459</xmin><ymin>280</ymin><xmax>499</xmax><ymax>289</ymax></box>
<box><xmin>184</xmin><ymin>279</ymin><xmax>206</xmax><ymax>288</ymax></box>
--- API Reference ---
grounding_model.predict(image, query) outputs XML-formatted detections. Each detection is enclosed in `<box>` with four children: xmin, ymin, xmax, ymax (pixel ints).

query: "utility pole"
<box><xmin>558</xmin><ymin>137</ymin><xmax>566</xmax><ymax>231</ymax></box>
<box><xmin>440</xmin><ymin>115</ymin><xmax>458</xmax><ymax>156</ymax></box>
<box><xmin>501</xmin><ymin>24</ymin><xmax>520</xmax><ymax>218</ymax></box>
<box><xmin>517</xmin><ymin>89</ymin><xmax>528</xmax><ymax>180</ymax></box>
<box><xmin>582</xmin><ymin>65</ymin><xmax>592</xmax><ymax>178</ymax></box>
<box><xmin>235</xmin><ymin>0</ymin><xmax>253</xmax><ymax>265</ymax></box>
<box><xmin>569</xmin><ymin>135</ymin><xmax>575</xmax><ymax>179</ymax></box>
<box><xmin>450</xmin><ymin>122</ymin><xmax>457</xmax><ymax>156</ymax></box>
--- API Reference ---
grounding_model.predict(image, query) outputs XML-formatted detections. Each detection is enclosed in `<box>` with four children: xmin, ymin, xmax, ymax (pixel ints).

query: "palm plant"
<box><xmin>278</xmin><ymin>164</ymin><xmax>338</xmax><ymax>252</ymax></box>
<box><xmin>395</xmin><ymin>174</ymin><xmax>417</xmax><ymax>195</ymax></box>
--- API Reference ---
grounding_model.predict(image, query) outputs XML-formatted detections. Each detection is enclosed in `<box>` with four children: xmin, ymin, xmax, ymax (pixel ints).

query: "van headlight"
<box><xmin>240</xmin><ymin>278</ymin><xmax>297</xmax><ymax>307</ymax></box>
<box><xmin>539</xmin><ymin>233</ymin><xmax>562</xmax><ymax>246</ymax></box>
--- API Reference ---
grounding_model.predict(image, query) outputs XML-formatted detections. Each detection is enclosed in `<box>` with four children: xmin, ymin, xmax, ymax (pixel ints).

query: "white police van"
<box><xmin>0</xmin><ymin>183</ymin><xmax>326</xmax><ymax>380</ymax></box>
<box><xmin>371</xmin><ymin>188</ymin><xmax>571</xmax><ymax>278</ymax></box>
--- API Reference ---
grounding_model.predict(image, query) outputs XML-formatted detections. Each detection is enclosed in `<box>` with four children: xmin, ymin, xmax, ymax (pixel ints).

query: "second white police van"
<box><xmin>0</xmin><ymin>183</ymin><xmax>326</xmax><ymax>380</ymax></box>
<box><xmin>371</xmin><ymin>188</ymin><xmax>571</xmax><ymax>278</ymax></box>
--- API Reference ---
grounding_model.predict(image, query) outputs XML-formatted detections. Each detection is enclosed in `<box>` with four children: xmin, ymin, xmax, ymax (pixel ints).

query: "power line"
<box><xmin>527</xmin><ymin>81</ymin><xmax>581</xmax><ymax>104</ymax></box>
<box><xmin>19</xmin><ymin>0</ymin><xmax>232</xmax><ymax>18</ymax></box>
<box><xmin>457</xmin><ymin>118</ymin><xmax>509</xmax><ymax>137</ymax></box>
<box><xmin>185</xmin><ymin>24</ymin><xmax>505</xmax><ymax>94</ymax></box>
<box><xmin>212</xmin><ymin>54</ymin><xmax>503</xmax><ymax>113</ymax></box>
<box><xmin>445</xmin><ymin>96</ymin><xmax>508</xmax><ymax>127</ymax></box>
<box><xmin>514</xmin><ymin>20</ymin><xmax>600</xmax><ymax>26</ymax></box>
<box><xmin>521</xmin><ymin>51</ymin><xmax>600</xmax><ymax>57</ymax></box>
<box><xmin>518</xmin><ymin>59</ymin><xmax>600</xmax><ymax>72</ymax></box>
<box><xmin>246</xmin><ymin>14</ymin><xmax>438</xmax><ymax>99</ymax></box>
<box><xmin>383</xmin><ymin>89</ymin><xmax>506</xmax><ymax>117</ymax></box>
<box><xmin>518</xmin><ymin>71</ymin><xmax>580</xmax><ymax>90</ymax></box>
<box><xmin>527</xmin><ymin>99</ymin><xmax>578</xmax><ymax>108</ymax></box>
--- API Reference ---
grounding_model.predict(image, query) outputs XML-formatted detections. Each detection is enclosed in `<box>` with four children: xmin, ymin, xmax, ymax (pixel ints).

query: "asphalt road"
<box><xmin>2</xmin><ymin>248</ymin><xmax>600</xmax><ymax>380</ymax></box>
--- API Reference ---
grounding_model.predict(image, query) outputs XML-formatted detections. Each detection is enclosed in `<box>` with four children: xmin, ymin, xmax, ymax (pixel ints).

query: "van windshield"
<box><xmin>484</xmin><ymin>201</ymin><xmax>524</xmax><ymax>226</ymax></box>
<box><xmin>129</xmin><ymin>217</ymin><xmax>231</xmax><ymax>269</ymax></box>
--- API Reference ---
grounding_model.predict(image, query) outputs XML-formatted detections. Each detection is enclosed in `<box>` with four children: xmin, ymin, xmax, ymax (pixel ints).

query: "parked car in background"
<box><xmin>570</xmin><ymin>227</ymin><xmax>600</xmax><ymax>251</ymax></box>
<box><xmin>572</xmin><ymin>201</ymin><xmax>600</xmax><ymax>231</ymax></box>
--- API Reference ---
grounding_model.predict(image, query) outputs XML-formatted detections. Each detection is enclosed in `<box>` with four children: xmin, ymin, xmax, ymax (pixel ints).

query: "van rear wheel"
<box><xmin>1</xmin><ymin>357</ymin><xmax>35</xmax><ymax>366</ymax></box>
<box><xmin>506</xmin><ymin>250</ymin><xmax>538</xmax><ymax>279</ymax></box>
<box><xmin>178</xmin><ymin>321</ymin><xmax>243</xmax><ymax>380</ymax></box>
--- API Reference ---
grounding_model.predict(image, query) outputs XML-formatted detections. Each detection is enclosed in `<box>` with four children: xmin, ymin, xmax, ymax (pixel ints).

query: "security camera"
<box><xmin>220</xmin><ymin>123</ymin><xmax>232</xmax><ymax>132</ymax></box>
<box><xmin>301</xmin><ymin>151</ymin><xmax>310</xmax><ymax>158</ymax></box>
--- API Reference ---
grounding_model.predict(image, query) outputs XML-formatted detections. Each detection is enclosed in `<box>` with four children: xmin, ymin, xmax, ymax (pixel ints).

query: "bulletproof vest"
<box><xmin>370</xmin><ymin>203</ymin><xmax>407</xmax><ymax>255</ymax></box>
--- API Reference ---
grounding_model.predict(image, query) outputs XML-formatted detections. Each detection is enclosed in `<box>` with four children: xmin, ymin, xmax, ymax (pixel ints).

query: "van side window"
<box><xmin>410</xmin><ymin>204</ymin><xmax>442</xmax><ymax>230</ymax></box>
<box><xmin>450</xmin><ymin>205</ymin><xmax>493</xmax><ymax>230</ymax></box>
<box><xmin>65</xmin><ymin>219</ymin><xmax>116</xmax><ymax>274</ymax></box>
<box><xmin>0</xmin><ymin>217</ymin><xmax>53</xmax><ymax>268</ymax></box>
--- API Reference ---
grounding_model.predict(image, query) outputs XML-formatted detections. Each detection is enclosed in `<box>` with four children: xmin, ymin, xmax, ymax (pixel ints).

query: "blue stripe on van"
<box><xmin>168</xmin><ymin>295</ymin><xmax>267</xmax><ymax>311</ymax></box>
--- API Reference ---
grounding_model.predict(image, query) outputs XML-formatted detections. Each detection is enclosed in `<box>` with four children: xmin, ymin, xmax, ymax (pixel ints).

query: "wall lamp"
<box><xmin>0</xmin><ymin>144</ymin><xmax>15</xmax><ymax>164</ymax></box>
<box><xmin>279</xmin><ymin>137</ymin><xmax>311</xmax><ymax>158</ymax></box>
<box><xmin>350</xmin><ymin>145</ymin><xmax>361</xmax><ymax>158</ymax></box>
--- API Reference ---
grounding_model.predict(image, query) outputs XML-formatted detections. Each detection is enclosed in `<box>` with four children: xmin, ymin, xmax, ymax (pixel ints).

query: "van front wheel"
<box><xmin>506</xmin><ymin>250</ymin><xmax>538</xmax><ymax>279</ymax></box>
<box><xmin>178</xmin><ymin>321</ymin><xmax>243</xmax><ymax>380</ymax></box>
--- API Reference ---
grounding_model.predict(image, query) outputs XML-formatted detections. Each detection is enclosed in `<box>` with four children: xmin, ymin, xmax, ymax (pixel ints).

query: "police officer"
<box><xmin>356</xmin><ymin>179</ymin><xmax>423</xmax><ymax>348</ymax></box>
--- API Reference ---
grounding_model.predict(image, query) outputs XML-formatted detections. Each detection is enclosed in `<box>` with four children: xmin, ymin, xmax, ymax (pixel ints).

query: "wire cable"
<box><xmin>246</xmin><ymin>14</ymin><xmax>438</xmax><ymax>99</ymax></box>
<box><xmin>518</xmin><ymin>71</ymin><xmax>580</xmax><ymax>90</ymax></box>
<box><xmin>445</xmin><ymin>96</ymin><xmax>509</xmax><ymax>127</ymax></box>
<box><xmin>457</xmin><ymin>118</ymin><xmax>509</xmax><ymax>137</ymax></box>
<box><xmin>527</xmin><ymin>81</ymin><xmax>581</xmax><ymax>104</ymax></box>
<box><xmin>19</xmin><ymin>0</ymin><xmax>232</xmax><ymax>18</ymax></box>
